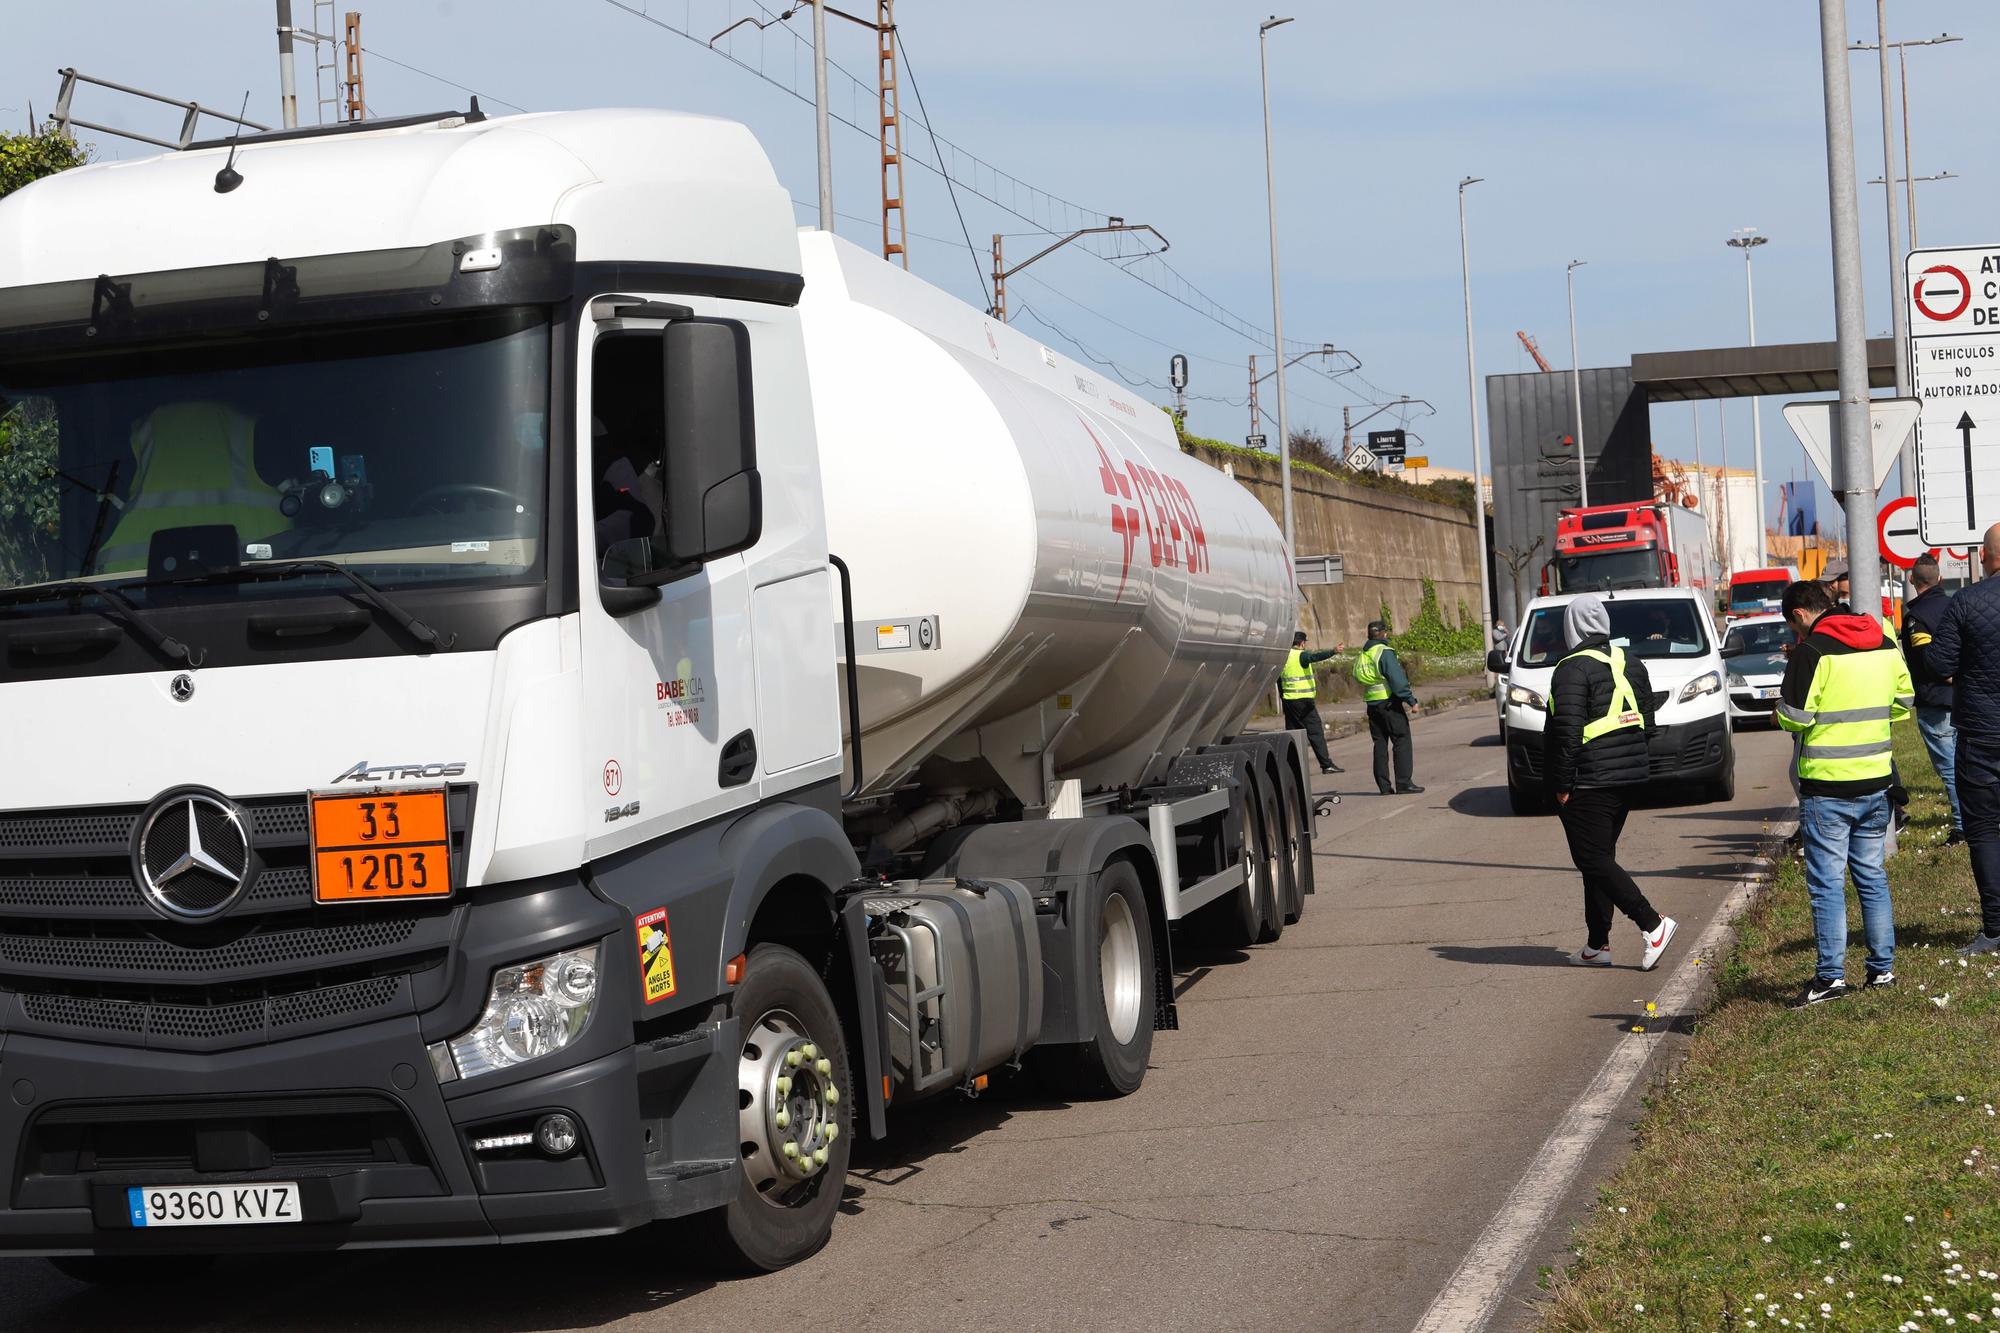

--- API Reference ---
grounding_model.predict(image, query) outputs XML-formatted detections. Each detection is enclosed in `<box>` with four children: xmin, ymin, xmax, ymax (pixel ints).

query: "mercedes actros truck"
<box><xmin>0</xmin><ymin>106</ymin><xmax>1317</xmax><ymax>1276</ymax></box>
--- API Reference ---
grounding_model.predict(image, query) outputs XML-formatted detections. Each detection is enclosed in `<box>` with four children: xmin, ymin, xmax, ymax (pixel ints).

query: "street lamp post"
<box><xmin>1458</xmin><ymin>175</ymin><xmax>1496</xmax><ymax>674</ymax></box>
<box><xmin>1259</xmin><ymin>14</ymin><xmax>1296</xmax><ymax>562</ymax></box>
<box><xmin>1727</xmin><ymin>230</ymin><xmax>1769</xmax><ymax>565</ymax></box>
<box><xmin>1566</xmin><ymin>259</ymin><xmax>1589</xmax><ymax>509</ymax></box>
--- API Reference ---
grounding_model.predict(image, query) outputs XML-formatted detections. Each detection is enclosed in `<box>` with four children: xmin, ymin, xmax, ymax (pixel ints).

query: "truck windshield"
<box><xmin>0</xmin><ymin>310</ymin><xmax>548</xmax><ymax>595</ymax></box>
<box><xmin>1729</xmin><ymin>577</ymin><xmax>1790</xmax><ymax>612</ymax></box>
<box><xmin>1553</xmin><ymin>548</ymin><xmax>1658</xmax><ymax>592</ymax></box>
<box><xmin>1517</xmin><ymin>600</ymin><xmax>1711</xmax><ymax>667</ymax></box>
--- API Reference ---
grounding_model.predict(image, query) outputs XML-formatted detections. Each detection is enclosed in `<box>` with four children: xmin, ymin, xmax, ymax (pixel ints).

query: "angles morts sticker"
<box><xmin>635</xmin><ymin>907</ymin><xmax>677</xmax><ymax>1004</ymax></box>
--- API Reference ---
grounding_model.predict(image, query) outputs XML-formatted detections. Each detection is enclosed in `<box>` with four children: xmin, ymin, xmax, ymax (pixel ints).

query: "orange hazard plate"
<box><xmin>310</xmin><ymin>789</ymin><xmax>452</xmax><ymax>903</ymax></box>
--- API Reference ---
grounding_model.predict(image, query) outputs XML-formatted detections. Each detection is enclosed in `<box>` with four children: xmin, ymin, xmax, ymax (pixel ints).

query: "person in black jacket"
<box><xmin>1901</xmin><ymin>554</ymin><xmax>1961</xmax><ymax>843</ymax></box>
<box><xmin>1927</xmin><ymin>524</ymin><xmax>2000</xmax><ymax>955</ymax></box>
<box><xmin>1545</xmin><ymin>594</ymin><xmax>1679</xmax><ymax>970</ymax></box>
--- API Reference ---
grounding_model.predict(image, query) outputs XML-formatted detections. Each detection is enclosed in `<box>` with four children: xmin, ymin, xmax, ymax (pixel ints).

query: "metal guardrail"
<box><xmin>51</xmin><ymin>67</ymin><xmax>271</xmax><ymax>151</ymax></box>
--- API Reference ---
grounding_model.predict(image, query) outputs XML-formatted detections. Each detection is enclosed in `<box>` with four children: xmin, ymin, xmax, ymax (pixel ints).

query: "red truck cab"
<box><xmin>1548</xmin><ymin>501</ymin><xmax>1711</xmax><ymax>595</ymax></box>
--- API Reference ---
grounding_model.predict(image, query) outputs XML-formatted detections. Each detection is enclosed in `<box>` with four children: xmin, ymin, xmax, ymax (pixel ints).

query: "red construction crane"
<box><xmin>1516</xmin><ymin>330</ymin><xmax>1553</xmax><ymax>373</ymax></box>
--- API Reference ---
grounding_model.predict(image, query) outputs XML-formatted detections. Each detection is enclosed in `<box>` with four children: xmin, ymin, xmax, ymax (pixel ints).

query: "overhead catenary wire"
<box><xmin>590</xmin><ymin>0</ymin><xmax>1340</xmax><ymax>357</ymax></box>
<box><xmin>358</xmin><ymin>46</ymin><xmax>530</xmax><ymax>113</ymax></box>
<box><xmin>894</xmin><ymin>29</ymin><xmax>990</xmax><ymax>310</ymax></box>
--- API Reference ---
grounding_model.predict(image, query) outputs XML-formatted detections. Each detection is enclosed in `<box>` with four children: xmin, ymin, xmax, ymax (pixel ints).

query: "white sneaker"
<box><xmin>1569</xmin><ymin>945</ymin><xmax>1614</xmax><ymax>967</ymax></box>
<box><xmin>1639</xmin><ymin>917</ymin><xmax>1678</xmax><ymax>972</ymax></box>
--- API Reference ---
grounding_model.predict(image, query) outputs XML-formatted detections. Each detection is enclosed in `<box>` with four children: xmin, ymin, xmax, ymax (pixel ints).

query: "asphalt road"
<box><xmin>0</xmin><ymin>704</ymin><xmax>1797</xmax><ymax>1332</ymax></box>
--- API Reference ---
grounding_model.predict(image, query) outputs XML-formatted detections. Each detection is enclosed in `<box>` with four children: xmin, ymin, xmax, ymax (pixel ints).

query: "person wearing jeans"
<box><xmin>1799</xmin><ymin>791</ymin><xmax>1896</xmax><ymax>985</ymax></box>
<box><xmin>1776</xmin><ymin>579</ymin><xmax>1914</xmax><ymax>1004</ymax></box>
<box><xmin>1901</xmin><ymin>554</ymin><xmax>1962</xmax><ymax>842</ymax></box>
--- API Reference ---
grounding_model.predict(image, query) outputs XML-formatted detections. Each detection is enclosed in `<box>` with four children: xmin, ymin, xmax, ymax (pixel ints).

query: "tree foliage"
<box><xmin>1393</xmin><ymin>576</ymin><xmax>1483</xmax><ymax>655</ymax></box>
<box><xmin>0</xmin><ymin>124</ymin><xmax>86</xmax><ymax>583</ymax></box>
<box><xmin>0</xmin><ymin>123</ymin><xmax>88</xmax><ymax>202</ymax></box>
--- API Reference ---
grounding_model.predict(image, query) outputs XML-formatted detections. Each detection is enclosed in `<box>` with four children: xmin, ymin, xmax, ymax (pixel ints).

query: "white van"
<box><xmin>1488</xmin><ymin>588</ymin><xmax>1735</xmax><ymax>814</ymax></box>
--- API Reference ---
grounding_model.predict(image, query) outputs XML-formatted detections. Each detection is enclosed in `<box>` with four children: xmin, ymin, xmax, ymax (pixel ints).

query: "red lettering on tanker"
<box><xmin>1084</xmin><ymin>420</ymin><xmax>1208</xmax><ymax>599</ymax></box>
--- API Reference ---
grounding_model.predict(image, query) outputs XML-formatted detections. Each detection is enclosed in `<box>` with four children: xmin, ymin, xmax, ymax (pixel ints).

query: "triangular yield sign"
<box><xmin>1781</xmin><ymin>398</ymin><xmax>1919</xmax><ymax>490</ymax></box>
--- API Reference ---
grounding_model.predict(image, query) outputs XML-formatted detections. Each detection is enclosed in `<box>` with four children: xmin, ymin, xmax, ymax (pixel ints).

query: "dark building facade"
<box><xmin>1486</xmin><ymin>366</ymin><xmax>1653</xmax><ymax>623</ymax></box>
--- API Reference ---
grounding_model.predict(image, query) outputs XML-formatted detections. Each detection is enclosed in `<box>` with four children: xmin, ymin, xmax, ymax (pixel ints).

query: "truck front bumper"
<box><xmin>0</xmin><ymin>876</ymin><xmax>738</xmax><ymax>1256</ymax></box>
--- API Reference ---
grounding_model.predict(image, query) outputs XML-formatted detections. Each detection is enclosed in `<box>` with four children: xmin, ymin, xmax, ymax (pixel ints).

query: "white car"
<box><xmin>1491</xmin><ymin>588</ymin><xmax>1735</xmax><ymax>815</ymax></box>
<box><xmin>1721</xmin><ymin>613</ymin><xmax>1795</xmax><ymax>729</ymax></box>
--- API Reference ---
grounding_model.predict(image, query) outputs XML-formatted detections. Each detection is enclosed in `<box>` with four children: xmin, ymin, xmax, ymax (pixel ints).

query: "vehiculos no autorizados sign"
<box><xmin>1907</xmin><ymin>245</ymin><xmax>2000</xmax><ymax>546</ymax></box>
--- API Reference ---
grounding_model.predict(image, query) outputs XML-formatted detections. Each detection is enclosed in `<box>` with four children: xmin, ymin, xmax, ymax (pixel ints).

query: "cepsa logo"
<box><xmin>1084</xmin><ymin>420</ymin><xmax>1208</xmax><ymax>598</ymax></box>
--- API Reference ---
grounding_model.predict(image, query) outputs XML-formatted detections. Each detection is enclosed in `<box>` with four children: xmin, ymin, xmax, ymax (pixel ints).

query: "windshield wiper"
<box><xmin>0</xmin><ymin>581</ymin><xmax>204</xmax><ymax>667</ymax></box>
<box><xmin>197</xmin><ymin>560</ymin><xmax>457</xmax><ymax>653</ymax></box>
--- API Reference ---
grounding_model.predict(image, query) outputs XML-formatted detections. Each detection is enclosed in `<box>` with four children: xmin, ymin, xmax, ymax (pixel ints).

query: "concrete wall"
<box><xmin>1187</xmin><ymin>445</ymin><xmax>1483</xmax><ymax>646</ymax></box>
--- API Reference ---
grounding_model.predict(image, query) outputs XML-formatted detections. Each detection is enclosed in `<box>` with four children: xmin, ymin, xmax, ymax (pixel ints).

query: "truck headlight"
<box><xmin>1506</xmin><ymin>684</ymin><xmax>1546</xmax><ymax>711</ymax></box>
<box><xmin>437</xmin><ymin>944</ymin><xmax>601</xmax><ymax>1082</ymax></box>
<box><xmin>1678</xmin><ymin>670</ymin><xmax>1722</xmax><ymax>703</ymax></box>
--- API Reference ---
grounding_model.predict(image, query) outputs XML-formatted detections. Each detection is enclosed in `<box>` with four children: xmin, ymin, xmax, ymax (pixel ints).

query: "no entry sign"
<box><xmin>1906</xmin><ymin>244</ymin><xmax>2000</xmax><ymax>546</ymax></box>
<box><xmin>1878</xmin><ymin>495</ymin><xmax>1924</xmax><ymax>570</ymax></box>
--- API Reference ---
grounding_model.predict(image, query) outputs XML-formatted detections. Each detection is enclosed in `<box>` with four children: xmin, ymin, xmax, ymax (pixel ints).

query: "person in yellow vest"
<box><xmin>1279</xmin><ymin>630</ymin><xmax>1346</xmax><ymax>774</ymax></box>
<box><xmin>1776</xmin><ymin>578</ymin><xmax>1914</xmax><ymax>1006</ymax></box>
<box><xmin>96</xmin><ymin>402</ymin><xmax>289</xmax><ymax>574</ymax></box>
<box><xmin>1354</xmin><ymin>620</ymin><xmax>1421</xmax><ymax>795</ymax></box>
<box><xmin>1546</xmin><ymin>594</ymin><xmax>1678</xmax><ymax>970</ymax></box>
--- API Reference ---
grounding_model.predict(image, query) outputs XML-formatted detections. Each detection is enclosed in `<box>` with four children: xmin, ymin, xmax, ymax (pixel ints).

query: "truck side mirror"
<box><xmin>659</xmin><ymin>318</ymin><xmax>761</xmax><ymax>567</ymax></box>
<box><xmin>1485</xmin><ymin>648</ymin><xmax>1506</xmax><ymax>674</ymax></box>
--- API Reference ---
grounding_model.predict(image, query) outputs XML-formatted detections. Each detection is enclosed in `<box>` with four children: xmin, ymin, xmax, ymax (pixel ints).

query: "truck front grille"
<box><xmin>0</xmin><ymin>791</ymin><xmax>471</xmax><ymax>1050</ymax></box>
<box><xmin>22</xmin><ymin>1092</ymin><xmax>432</xmax><ymax>1189</ymax></box>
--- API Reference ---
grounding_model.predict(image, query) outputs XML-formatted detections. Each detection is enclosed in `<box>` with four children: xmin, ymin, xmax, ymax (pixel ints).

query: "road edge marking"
<box><xmin>1407</xmin><ymin>821</ymin><xmax>1791</xmax><ymax>1333</ymax></box>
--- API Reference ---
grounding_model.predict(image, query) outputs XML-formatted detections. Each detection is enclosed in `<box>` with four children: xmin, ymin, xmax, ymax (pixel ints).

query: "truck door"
<box><xmin>576</xmin><ymin>311</ymin><xmax>754</xmax><ymax>854</ymax></box>
<box><xmin>573</xmin><ymin>299</ymin><xmax>839</xmax><ymax>859</ymax></box>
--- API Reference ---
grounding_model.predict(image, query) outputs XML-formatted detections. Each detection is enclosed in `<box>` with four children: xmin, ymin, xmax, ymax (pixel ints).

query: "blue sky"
<box><xmin>5</xmin><ymin>1</ymin><xmax>1992</xmax><ymax>527</ymax></box>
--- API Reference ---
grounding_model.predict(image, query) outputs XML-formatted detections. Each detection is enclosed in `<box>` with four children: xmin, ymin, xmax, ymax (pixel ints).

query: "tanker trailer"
<box><xmin>0</xmin><ymin>106</ymin><xmax>1318</xmax><ymax>1279</ymax></box>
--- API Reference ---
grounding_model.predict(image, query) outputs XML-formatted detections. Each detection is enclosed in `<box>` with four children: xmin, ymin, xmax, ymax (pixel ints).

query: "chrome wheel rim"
<box><xmin>737</xmin><ymin>1007</ymin><xmax>841</xmax><ymax>1204</ymax></box>
<box><xmin>1099</xmin><ymin>890</ymin><xmax>1144</xmax><ymax>1044</ymax></box>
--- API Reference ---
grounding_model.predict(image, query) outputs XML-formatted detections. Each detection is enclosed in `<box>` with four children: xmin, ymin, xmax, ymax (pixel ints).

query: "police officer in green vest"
<box><xmin>1355</xmin><ymin>620</ymin><xmax>1421</xmax><ymax>795</ymax></box>
<box><xmin>1546</xmin><ymin>594</ymin><xmax>1677</xmax><ymax>970</ymax></box>
<box><xmin>1776</xmin><ymin>578</ymin><xmax>1915</xmax><ymax>1006</ymax></box>
<box><xmin>1280</xmin><ymin>630</ymin><xmax>1344</xmax><ymax>774</ymax></box>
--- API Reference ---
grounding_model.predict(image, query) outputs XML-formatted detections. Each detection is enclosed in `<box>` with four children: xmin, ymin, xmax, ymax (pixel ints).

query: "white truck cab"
<box><xmin>1494</xmin><ymin>588</ymin><xmax>1734</xmax><ymax>814</ymax></box>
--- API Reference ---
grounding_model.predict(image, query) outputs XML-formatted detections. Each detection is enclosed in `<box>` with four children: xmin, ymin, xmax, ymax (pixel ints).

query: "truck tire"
<box><xmin>1249</xmin><ymin>777</ymin><xmax>1287</xmax><ymax>943</ymax></box>
<box><xmin>1275</xmin><ymin>762</ymin><xmax>1310</xmax><ymax>923</ymax></box>
<box><xmin>1033</xmin><ymin>860</ymin><xmax>1155</xmax><ymax>1098</ymax></box>
<box><xmin>693</xmin><ymin>943</ymin><xmax>852</xmax><ymax>1273</ymax></box>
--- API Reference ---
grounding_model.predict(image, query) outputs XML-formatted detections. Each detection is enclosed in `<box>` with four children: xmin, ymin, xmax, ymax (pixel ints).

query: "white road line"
<box><xmin>1381</xmin><ymin>804</ymin><xmax>1416</xmax><ymax>821</ymax></box>
<box><xmin>1408</xmin><ymin>831</ymin><xmax>1787</xmax><ymax>1333</ymax></box>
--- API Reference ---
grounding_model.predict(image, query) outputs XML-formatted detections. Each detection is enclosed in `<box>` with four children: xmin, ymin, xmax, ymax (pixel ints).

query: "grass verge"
<box><xmin>1536</xmin><ymin>722</ymin><xmax>2000</xmax><ymax>1332</ymax></box>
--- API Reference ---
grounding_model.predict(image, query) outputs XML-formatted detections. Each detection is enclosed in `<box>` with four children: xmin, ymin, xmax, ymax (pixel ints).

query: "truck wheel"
<box><xmin>1251</xmin><ymin>778</ymin><xmax>1288</xmax><ymax>942</ymax></box>
<box><xmin>1034</xmin><ymin>860</ymin><xmax>1155</xmax><ymax>1099</ymax></box>
<box><xmin>1276</xmin><ymin>764</ymin><xmax>1310</xmax><ymax>923</ymax></box>
<box><xmin>694</xmin><ymin>943</ymin><xmax>852</xmax><ymax>1273</ymax></box>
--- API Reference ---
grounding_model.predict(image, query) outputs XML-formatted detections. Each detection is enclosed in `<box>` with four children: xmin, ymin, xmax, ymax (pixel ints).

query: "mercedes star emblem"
<box><xmin>134</xmin><ymin>790</ymin><xmax>252</xmax><ymax>921</ymax></box>
<box><xmin>170</xmin><ymin>673</ymin><xmax>195</xmax><ymax>702</ymax></box>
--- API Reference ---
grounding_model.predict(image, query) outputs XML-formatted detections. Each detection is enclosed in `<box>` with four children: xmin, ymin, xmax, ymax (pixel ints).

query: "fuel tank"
<box><xmin>800</xmin><ymin>233</ymin><xmax>1295</xmax><ymax>803</ymax></box>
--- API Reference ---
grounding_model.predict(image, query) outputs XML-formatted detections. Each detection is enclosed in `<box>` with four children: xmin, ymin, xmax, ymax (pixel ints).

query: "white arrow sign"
<box><xmin>1781</xmin><ymin>398</ymin><xmax>1919</xmax><ymax>492</ymax></box>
